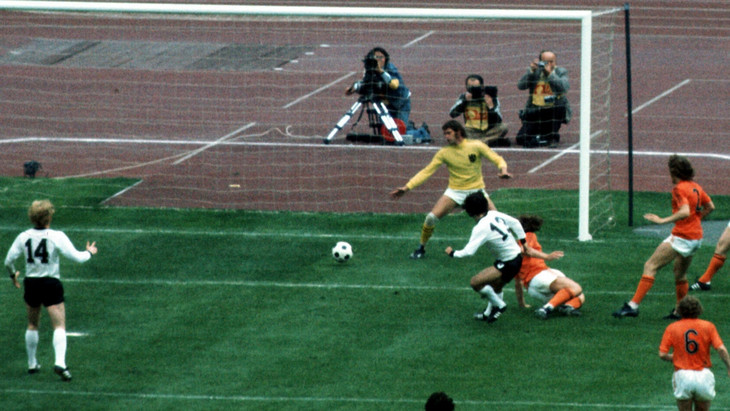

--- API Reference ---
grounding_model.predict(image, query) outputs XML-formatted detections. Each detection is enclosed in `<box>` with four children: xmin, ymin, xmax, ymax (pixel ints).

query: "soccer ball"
<box><xmin>332</xmin><ymin>241</ymin><xmax>353</xmax><ymax>263</ymax></box>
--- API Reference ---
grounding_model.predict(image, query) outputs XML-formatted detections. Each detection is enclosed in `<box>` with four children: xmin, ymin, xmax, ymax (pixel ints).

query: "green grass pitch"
<box><xmin>2</xmin><ymin>177</ymin><xmax>730</xmax><ymax>410</ymax></box>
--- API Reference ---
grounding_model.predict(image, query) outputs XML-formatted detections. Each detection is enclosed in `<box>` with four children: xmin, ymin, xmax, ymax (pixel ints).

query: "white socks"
<box><xmin>25</xmin><ymin>329</ymin><xmax>39</xmax><ymax>369</ymax></box>
<box><xmin>25</xmin><ymin>328</ymin><xmax>68</xmax><ymax>369</ymax></box>
<box><xmin>53</xmin><ymin>328</ymin><xmax>67</xmax><ymax>368</ymax></box>
<box><xmin>479</xmin><ymin>286</ymin><xmax>506</xmax><ymax>309</ymax></box>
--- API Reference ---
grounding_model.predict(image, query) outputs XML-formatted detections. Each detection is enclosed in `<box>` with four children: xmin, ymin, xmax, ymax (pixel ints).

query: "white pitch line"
<box><xmin>528</xmin><ymin>130</ymin><xmax>603</xmax><ymax>174</ymax></box>
<box><xmin>2</xmin><ymin>388</ymin><xmax>727</xmax><ymax>409</ymax></box>
<box><xmin>59</xmin><ymin>277</ymin><xmax>730</xmax><ymax>299</ymax></box>
<box><xmin>102</xmin><ymin>179</ymin><xmax>144</xmax><ymax>205</ymax></box>
<box><xmin>528</xmin><ymin>141</ymin><xmax>580</xmax><ymax>174</ymax></box>
<box><xmin>0</xmin><ymin>224</ymin><xmax>614</xmax><ymax>246</ymax></box>
<box><xmin>630</xmin><ymin>79</ymin><xmax>691</xmax><ymax>115</ymax></box>
<box><xmin>403</xmin><ymin>30</ymin><xmax>435</xmax><ymax>48</ymax></box>
<box><xmin>172</xmin><ymin>122</ymin><xmax>256</xmax><ymax>165</ymax></box>
<box><xmin>282</xmin><ymin>71</ymin><xmax>357</xmax><ymax>109</ymax></box>
<box><xmin>6</xmin><ymin>136</ymin><xmax>730</xmax><ymax>161</ymax></box>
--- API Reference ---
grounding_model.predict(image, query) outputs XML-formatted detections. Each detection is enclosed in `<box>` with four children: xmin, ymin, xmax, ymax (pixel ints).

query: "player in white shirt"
<box><xmin>445</xmin><ymin>192</ymin><xmax>526</xmax><ymax>323</ymax></box>
<box><xmin>4</xmin><ymin>200</ymin><xmax>97</xmax><ymax>381</ymax></box>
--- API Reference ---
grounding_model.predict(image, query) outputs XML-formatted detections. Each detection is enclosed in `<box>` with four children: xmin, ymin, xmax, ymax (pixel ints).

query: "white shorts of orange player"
<box><xmin>673</xmin><ymin>368</ymin><xmax>716</xmax><ymax>401</ymax></box>
<box><xmin>526</xmin><ymin>268</ymin><xmax>566</xmax><ymax>302</ymax></box>
<box><xmin>664</xmin><ymin>235</ymin><xmax>702</xmax><ymax>258</ymax></box>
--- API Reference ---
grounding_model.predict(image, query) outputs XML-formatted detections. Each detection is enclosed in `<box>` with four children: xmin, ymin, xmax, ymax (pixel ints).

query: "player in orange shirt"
<box><xmin>614</xmin><ymin>155</ymin><xmax>714</xmax><ymax>319</ymax></box>
<box><xmin>659</xmin><ymin>296</ymin><xmax>730</xmax><ymax>411</ymax></box>
<box><xmin>515</xmin><ymin>215</ymin><xmax>585</xmax><ymax>320</ymax></box>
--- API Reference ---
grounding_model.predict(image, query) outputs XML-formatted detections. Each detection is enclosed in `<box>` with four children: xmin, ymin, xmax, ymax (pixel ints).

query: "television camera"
<box><xmin>324</xmin><ymin>54</ymin><xmax>405</xmax><ymax>145</ymax></box>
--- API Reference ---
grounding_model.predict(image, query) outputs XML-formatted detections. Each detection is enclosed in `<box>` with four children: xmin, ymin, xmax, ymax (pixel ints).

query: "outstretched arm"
<box><xmin>644</xmin><ymin>204</ymin><xmax>690</xmax><ymax>225</ymax></box>
<box><xmin>390</xmin><ymin>186</ymin><xmax>409</xmax><ymax>199</ymax></box>
<box><xmin>523</xmin><ymin>244</ymin><xmax>564</xmax><ymax>261</ymax></box>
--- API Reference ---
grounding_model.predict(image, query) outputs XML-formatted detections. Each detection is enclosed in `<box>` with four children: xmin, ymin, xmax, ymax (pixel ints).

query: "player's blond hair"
<box><xmin>29</xmin><ymin>199</ymin><xmax>54</xmax><ymax>228</ymax></box>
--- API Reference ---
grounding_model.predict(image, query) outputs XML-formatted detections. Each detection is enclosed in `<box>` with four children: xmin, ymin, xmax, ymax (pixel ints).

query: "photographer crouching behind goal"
<box><xmin>449</xmin><ymin>74</ymin><xmax>509</xmax><ymax>147</ymax></box>
<box><xmin>345</xmin><ymin>47</ymin><xmax>431</xmax><ymax>142</ymax></box>
<box><xmin>515</xmin><ymin>50</ymin><xmax>571</xmax><ymax>148</ymax></box>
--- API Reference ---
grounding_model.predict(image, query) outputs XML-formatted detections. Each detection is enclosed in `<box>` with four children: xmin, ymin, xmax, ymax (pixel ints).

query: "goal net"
<box><xmin>0</xmin><ymin>2</ymin><xmax>622</xmax><ymax>240</ymax></box>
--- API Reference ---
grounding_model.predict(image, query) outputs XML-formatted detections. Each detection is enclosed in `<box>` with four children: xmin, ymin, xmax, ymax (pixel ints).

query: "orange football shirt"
<box><xmin>517</xmin><ymin>232</ymin><xmax>548</xmax><ymax>288</ymax></box>
<box><xmin>671</xmin><ymin>180</ymin><xmax>711</xmax><ymax>240</ymax></box>
<box><xmin>660</xmin><ymin>318</ymin><xmax>724</xmax><ymax>371</ymax></box>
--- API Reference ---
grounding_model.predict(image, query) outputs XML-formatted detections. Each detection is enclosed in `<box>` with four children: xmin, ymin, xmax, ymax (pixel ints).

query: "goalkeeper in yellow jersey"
<box><xmin>390</xmin><ymin>119</ymin><xmax>512</xmax><ymax>259</ymax></box>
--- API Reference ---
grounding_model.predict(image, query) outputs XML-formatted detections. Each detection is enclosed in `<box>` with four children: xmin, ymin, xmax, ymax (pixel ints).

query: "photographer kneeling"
<box><xmin>516</xmin><ymin>50</ymin><xmax>571</xmax><ymax>148</ymax></box>
<box><xmin>449</xmin><ymin>74</ymin><xmax>509</xmax><ymax>147</ymax></box>
<box><xmin>345</xmin><ymin>47</ymin><xmax>430</xmax><ymax>143</ymax></box>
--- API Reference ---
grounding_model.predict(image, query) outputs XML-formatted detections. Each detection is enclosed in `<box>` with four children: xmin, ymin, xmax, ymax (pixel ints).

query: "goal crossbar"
<box><xmin>2</xmin><ymin>2</ymin><xmax>592</xmax><ymax>20</ymax></box>
<box><xmin>0</xmin><ymin>1</ymin><xmax>621</xmax><ymax>241</ymax></box>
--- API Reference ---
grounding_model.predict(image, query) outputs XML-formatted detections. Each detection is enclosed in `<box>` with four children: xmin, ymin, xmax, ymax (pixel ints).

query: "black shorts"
<box><xmin>494</xmin><ymin>254</ymin><xmax>523</xmax><ymax>283</ymax></box>
<box><xmin>24</xmin><ymin>277</ymin><xmax>65</xmax><ymax>307</ymax></box>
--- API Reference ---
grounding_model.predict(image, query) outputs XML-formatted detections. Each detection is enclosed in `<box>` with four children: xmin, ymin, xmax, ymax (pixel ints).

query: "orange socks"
<box><xmin>564</xmin><ymin>297</ymin><xmax>583</xmax><ymax>310</ymax></box>
<box><xmin>630</xmin><ymin>275</ymin><xmax>655</xmax><ymax>305</ymax></box>
<box><xmin>698</xmin><ymin>254</ymin><xmax>727</xmax><ymax>284</ymax></box>
<box><xmin>676</xmin><ymin>279</ymin><xmax>688</xmax><ymax>303</ymax></box>
<box><xmin>547</xmin><ymin>288</ymin><xmax>574</xmax><ymax>308</ymax></box>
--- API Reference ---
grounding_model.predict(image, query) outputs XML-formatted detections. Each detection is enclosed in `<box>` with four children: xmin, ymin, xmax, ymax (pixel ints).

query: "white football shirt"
<box><xmin>5</xmin><ymin>228</ymin><xmax>91</xmax><ymax>279</ymax></box>
<box><xmin>453</xmin><ymin>210</ymin><xmax>525</xmax><ymax>261</ymax></box>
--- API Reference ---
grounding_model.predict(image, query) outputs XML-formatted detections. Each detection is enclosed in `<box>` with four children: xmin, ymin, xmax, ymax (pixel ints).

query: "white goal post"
<box><xmin>0</xmin><ymin>1</ymin><xmax>622</xmax><ymax>241</ymax></box>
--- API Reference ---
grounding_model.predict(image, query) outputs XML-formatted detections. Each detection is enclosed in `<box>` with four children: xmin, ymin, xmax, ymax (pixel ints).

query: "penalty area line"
<box><xmin>629</xmin><ymin>79</ymin><xmax>691</xmax><ymax>115</ymax></box>
<box><xmin>172</xmin><ymin>122</ymin><xmax>256</xmax><ymax>165</ymax></box>
<box><xmin>282</xmin><ymin>71</ymin><xmax>357</xmax><ymax>109</ymax></box>
<box><xmin>402</xmin><ymin>30</ymin><xmax>434</xmax><ymax>48</ymax></box>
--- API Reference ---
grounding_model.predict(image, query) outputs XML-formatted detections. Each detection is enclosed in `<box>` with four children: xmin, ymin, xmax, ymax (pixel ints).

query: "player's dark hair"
<box><xmin>425</xmin><ymin>391</ymin><xmax>455</xmax><ymax>411</ymax></box>
<box><xmin>442</xmin><ymin>119</ymin><xmax>466</xmax><ymax>138</ymax></box>
<box><xmin>465</xmin><ymin>74</ymin><xmax>484</xmax><ymax>86</ymax></box>
<box><xmin>668</xmin><ymin>154</ymin><xmax>694</xmax><ymax>181</ymax></box>
<box><xmin>677</xmin><ymin>296</ymin><xmax>703</xmax><ymax>319</ymax></box>
<box><xmin>463</xmin><ymin>192</ymin><xmax>488</xmax><ymax>217</ymax></box>
<box><xmin>519</xmin><ymin>215</ymin><xmax>544</xmax><ymax>233</ymax></box>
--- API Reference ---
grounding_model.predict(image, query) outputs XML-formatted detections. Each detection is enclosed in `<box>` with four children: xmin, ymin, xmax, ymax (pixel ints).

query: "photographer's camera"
<box><xmin>351</xmin><ymin>55</ymin><xmax>386</xmax><ymax>98</ymax></box>
<box><xmin>467</xmin><ymin>85</ymin><xmax>484</xmax><ymax>99</ymax></box>
<box><xmin>363</xmin><ymin>54</ymin><xmax>379</xmax><ymax>72</ymax></box>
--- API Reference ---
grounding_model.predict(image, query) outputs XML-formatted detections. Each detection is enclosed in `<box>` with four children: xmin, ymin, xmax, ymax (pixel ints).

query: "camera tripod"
<box><xmin>323</xmin><ymin>95</ymin><xmax>404</xmax><ymax>145</ymax></box>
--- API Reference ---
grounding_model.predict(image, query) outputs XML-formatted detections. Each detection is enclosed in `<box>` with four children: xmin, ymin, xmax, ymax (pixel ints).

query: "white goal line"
<box><xmin>5</xmin><ymin>136</ymin><xmax>729</xmax><ymax>160</ymax></box>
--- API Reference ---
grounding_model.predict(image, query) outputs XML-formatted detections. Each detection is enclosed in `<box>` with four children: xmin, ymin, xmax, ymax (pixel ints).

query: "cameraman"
<box><xmin>345</xmin><ymin>47</ymin><xmax>411</xmax><ymax>123</ymax></box>
<box><xmin>516</xmin><ymin>50</ymin><xmax>571</xmax><ymax>148</ymax></box>
<box><xmin>449</xmin><ymin>74</ymin><xmax>509</xmax><ymax>147</ymax></box>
